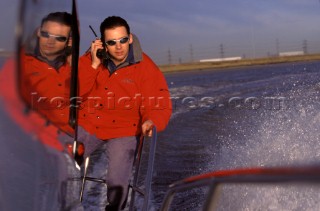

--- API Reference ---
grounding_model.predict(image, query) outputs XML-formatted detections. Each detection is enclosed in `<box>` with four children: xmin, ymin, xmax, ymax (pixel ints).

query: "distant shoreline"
<box><xmin>2</xmin><ymin>52</ymin><xmax>320</xmax><ymax>74</ymax></box>
<box><xmin>0</xmin><ymin>51</ymin><xmax>13</xmax><ymax>58</ymax></box>
<box><xmin>159</xmin><ymin>53</ymin><xmax>320</xmax><ymax>73</ymax></box>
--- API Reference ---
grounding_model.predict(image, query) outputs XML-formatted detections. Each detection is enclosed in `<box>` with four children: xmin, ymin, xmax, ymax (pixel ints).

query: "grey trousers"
<box><xmin>60</xmin><ymin>127</ymin><xmax>138</xmax><ymax>210</ymax></box>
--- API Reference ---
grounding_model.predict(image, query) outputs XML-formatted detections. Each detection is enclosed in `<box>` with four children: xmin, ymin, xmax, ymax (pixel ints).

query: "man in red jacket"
<box><xmin>77</xmin><ymin>16</ymin><xmax>172</xmax><ymax>210</ymax></box>
<box><xmin>10</xmin><ymin>12</ymin><xmax>83</xmax><ymax>209</ymax></box>
<box><xmin>21</xmin><ymin>11</ymin><xmax>74</xmax><ymax>136</ymax></box>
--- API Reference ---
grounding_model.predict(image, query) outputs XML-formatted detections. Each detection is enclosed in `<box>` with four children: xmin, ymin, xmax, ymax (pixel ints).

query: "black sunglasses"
<box><xmin>105</xmin><ymin>37</ymin><xmax>129</xmax><ymax>46</ymax></box>
<box><xmin>40</xmin><ymin>31</ymin><xmax>68</xmax><ymax>42</ymax></box>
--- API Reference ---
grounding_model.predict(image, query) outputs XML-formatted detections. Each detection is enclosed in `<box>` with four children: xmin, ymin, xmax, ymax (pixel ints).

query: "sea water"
<box><xmin>149</xmin><ymin>61</ymin><xmax>320</xmax><ymax>210</ymax></box>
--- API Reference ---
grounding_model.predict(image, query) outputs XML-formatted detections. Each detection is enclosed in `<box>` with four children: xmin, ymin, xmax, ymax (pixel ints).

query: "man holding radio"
<box><xmin>78</xmin><ymin>16</ymin><xmax>172</xmax><ymax>210</ymax></box>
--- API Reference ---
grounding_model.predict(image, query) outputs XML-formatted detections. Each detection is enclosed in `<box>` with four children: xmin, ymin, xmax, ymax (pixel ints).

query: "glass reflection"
<box><xmin>20</xmin><ymin>11</ymin><xmax>74</xmax><ymax>136</ymax></box>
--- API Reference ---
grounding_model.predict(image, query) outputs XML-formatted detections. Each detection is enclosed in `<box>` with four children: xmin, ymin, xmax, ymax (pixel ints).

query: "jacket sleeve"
<box><xmin>140</xmin><ymin>54</ymin><xmax>172</xmax><ymax>132</ymax></box>
<box><xmin>78</xmin><ymin>52</ymin><xmax>101</xmax><ymax>98</ymax></box>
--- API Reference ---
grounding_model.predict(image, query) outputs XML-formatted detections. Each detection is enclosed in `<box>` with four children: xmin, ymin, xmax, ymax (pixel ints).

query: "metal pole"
<box><xmin>129</xmin><ymin>136</ymin><xmax>144</xmax><ymax>211</ymax></box>
<box><xmin>142</xmin><ymin>126</ymin><xmax>157</xmax><ymax>211</ymax></box>
<box><xmin>79</xmin><ymin>157</ymin><xmax>90</xmax><ymax>202</ymax></box>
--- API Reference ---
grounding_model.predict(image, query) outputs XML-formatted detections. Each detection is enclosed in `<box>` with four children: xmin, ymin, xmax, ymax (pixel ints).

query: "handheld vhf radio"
<box><xmin>89</xmin><ymin>25</ymin><xmax>108</xmax><ymax>60</ymax></box>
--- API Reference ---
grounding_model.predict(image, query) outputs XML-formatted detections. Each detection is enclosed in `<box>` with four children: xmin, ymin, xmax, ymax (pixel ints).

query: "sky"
<box><xmin>1</xmin><ymin>0</ymin><xmax>320</xmax><ymax>65</ymax></box>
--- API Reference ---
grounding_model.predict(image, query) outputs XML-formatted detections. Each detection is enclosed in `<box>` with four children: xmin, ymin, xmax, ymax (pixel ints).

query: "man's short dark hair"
<box><xmin>41</xmin><ymin>12</ymin><xmax>72</xmax><ymax>27</ymax></box>
<box><xmin>100</xmin><ymin>16</ymin><xmax>131</xmax><ymax>44</ymax></box>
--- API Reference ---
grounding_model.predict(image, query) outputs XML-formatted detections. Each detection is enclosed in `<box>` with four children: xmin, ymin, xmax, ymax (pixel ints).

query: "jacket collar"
<box><xmin>25</xmin><ymin>41</ymin><xmax>67</xmax><ymax>71</ymax></box>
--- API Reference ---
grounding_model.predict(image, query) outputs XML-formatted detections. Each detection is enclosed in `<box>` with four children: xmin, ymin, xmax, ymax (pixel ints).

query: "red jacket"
<box><xmin>20</xmin><ymin>53</ymin><xmax>74</xmax><ymax>135</ymax></box>
<box><xmin>78</xmin><ymin>51</ymin><xmax>172</xmax><ymax>140</ymax></box>
<box><xmin>0</xmin><ymin>58</ymin><xmax>65</xmax><ymax>151</ymax></box>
